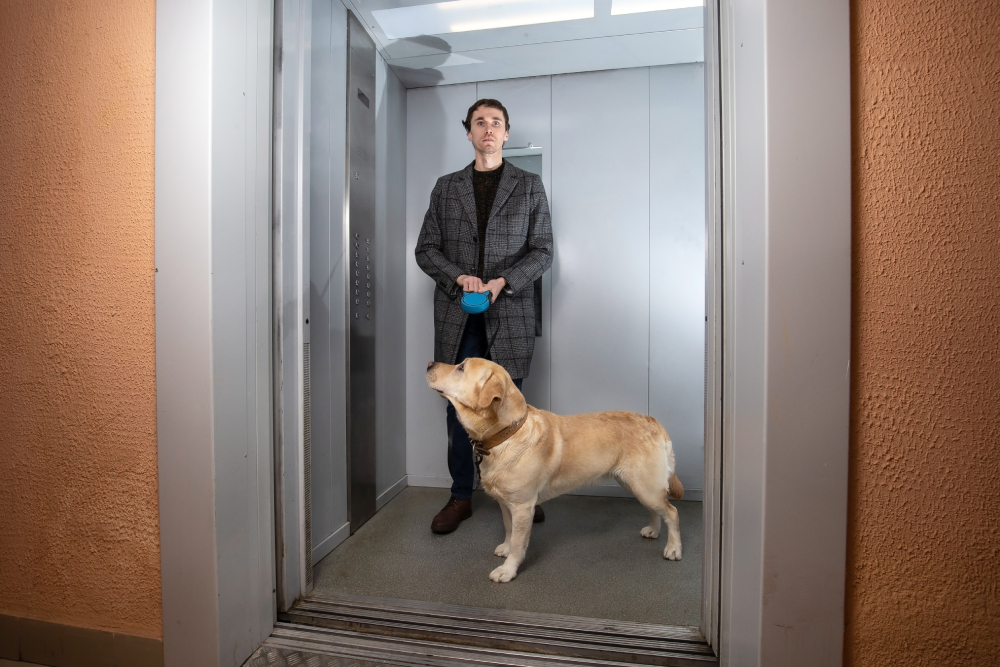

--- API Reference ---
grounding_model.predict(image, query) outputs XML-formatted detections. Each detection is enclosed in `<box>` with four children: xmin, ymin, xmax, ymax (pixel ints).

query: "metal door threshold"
<box><xmin>272</xmin><ymin>592</ymin><xmax>717</xmax><ymax>666</ymax></box>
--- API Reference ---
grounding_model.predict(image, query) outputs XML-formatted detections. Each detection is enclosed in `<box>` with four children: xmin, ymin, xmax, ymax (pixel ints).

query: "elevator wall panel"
<box><xmin>375</xmin><ymin>55</ymin><xmax>408</xmax><ymax>503</ymax></box>
<box><xmin>405</xmin><ymin>83</ymin><xmax>478</xmax><ymax>486</ymax></box>
<box><xmin>403</xmin><ymin>68</ymin><xmax>706</xmax><ymax>497</ymax></box>
<box><xmin>476</xmin><ymin>76</ymin><xmax>553</xmax><ymax>411</ymax></box>
<box><xmin>309</xmin><ymin>0</ymin><xmax>348</xmax><ymax>563</ymax></box>
<box><xmin>649</xmin><ymin>63</ymin><xmax>706</xmax><ymax>494</ymax></box>
<box><xmin>550</xmin><ymin>68</ymin><xmax>651</xmax><ymax>416</ymax></box>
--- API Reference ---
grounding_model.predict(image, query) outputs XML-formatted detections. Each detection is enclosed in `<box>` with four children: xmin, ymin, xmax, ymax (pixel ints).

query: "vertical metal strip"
<box><xmin>303</xmin><ymin>341</ymin><xmax>313</xmax><ymax>585</ymax></box>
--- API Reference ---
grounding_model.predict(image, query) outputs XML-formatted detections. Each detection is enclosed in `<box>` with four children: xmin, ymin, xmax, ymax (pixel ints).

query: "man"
<box><xmin>415</xmin><ymin>99</ymin><xmax>553</xmax><ymax>533</ymax></box>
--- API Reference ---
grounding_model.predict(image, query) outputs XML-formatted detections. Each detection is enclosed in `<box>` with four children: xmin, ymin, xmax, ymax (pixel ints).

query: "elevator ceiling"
<box><xmin>342</xmin><ymin>0</ymin><xmax>705</xmax><ymax>87</ymax></box>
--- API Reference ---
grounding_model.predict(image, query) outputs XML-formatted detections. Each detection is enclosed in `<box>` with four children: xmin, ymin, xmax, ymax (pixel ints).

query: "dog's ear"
<box><xmin>477</xmin><ymin>372</ymin><xmax>505</xmax><ymax>409</ymax></box>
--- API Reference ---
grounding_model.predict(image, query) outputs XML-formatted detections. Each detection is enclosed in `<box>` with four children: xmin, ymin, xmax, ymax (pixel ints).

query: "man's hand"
<box><xmin>485</xmin><ymin>277</ymin><xmax>506</xmax><ymax>303</ymax></box>
<box><xmin>457</xmin><ymin>275</ymin><xmax>486</xmax><ymax>293</ymax></box>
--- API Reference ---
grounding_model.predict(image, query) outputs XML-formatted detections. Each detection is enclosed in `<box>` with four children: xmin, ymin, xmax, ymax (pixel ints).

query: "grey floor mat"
<box><xmin>313</xmin><ymin>487</ymin><xmax>702</xmax><ymax>627</ymax></box>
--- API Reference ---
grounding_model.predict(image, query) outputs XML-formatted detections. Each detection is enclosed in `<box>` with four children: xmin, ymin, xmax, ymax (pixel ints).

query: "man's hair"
<box><xmin>462</xmin><ymin>98</ymin><xmax>510</xmax><ymax>133</ymax></box>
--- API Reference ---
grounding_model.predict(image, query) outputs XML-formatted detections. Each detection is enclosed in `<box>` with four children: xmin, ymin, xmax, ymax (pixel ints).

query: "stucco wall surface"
<box><xmin>0</xmin><ymin>1</ymin><xmax>161</xmax><ymax>639</ymax></box>
<box><xmin>847</xmin><ymin>0</ymin><xmax>1000</xmax><ymax>664</ymax></box>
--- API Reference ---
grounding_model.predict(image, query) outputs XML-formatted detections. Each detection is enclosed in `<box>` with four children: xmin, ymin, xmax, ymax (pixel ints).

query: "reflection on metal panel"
<box><xmin>550</xmin><ymin>68</ymin><xmax>650</xmax><ymax>416</ymax></box>
<box><xmin>347</xmin><ymin>12</ymin><xmax>377</xmax><ymax>532</ymax></box>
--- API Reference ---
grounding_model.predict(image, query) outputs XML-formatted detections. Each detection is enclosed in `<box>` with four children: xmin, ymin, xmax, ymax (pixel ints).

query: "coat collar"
<box><xmin>489</xmin><ymin>161</ymin><xmax>518</xmax><ymax>224</ymax></box>
<box><xmin>455</xmin><ymin>159</ymin><xmax>519</xmax><ymax>227</ymax></box>
<box><xmin>455</xmin><ymin>162</ymin><xmax>478</xmax><ymax>227</ymax></box>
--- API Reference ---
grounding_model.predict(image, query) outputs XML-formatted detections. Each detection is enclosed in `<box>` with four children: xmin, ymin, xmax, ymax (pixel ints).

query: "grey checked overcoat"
<box><xmin>415</xmin><ymin>160</ymin><xmax>553</xmax><ymax>379</ymax></box>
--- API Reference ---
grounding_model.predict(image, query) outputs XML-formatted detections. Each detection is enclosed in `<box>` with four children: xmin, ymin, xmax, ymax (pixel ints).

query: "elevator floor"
<box><xmin>313</xmin><ymin>486</ymin><xmax>703</xmax><ymax>627</ymax></box>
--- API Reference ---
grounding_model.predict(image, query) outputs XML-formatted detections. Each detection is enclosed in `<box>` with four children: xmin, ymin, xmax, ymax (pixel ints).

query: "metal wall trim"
<box><xmin>345</xmin><ymin>10</ymin><xmax>378</xmax><ymax>532</ymax></box>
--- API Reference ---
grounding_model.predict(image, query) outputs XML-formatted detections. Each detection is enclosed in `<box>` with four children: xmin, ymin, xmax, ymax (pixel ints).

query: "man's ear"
<box><xmin>478</xmin><ymin>372</ymin><xmax>505</xmax><ymax>409</ymax></box>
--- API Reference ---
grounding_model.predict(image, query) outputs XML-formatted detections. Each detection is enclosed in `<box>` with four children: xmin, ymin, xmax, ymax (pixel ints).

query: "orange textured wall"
<box><xmin>847</xmin><ymin>0</ymin><xmax>1000</xmax><ymax>664</ymax></box>
<box><xmin>0</xmin><ymin>1</ymin><xmax>161</xmax><ymax>639</ymax></box>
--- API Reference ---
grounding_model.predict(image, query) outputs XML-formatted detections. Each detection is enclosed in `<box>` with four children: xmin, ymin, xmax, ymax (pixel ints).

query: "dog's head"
<box><xmin>425</xmin><ymin>358</ymin><xmax>526</xmax><ymax>439</ymax></box>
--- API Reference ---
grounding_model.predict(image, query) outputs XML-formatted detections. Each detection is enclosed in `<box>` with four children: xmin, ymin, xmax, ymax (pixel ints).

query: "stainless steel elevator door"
<box><xmin>347</xmin><ymin>11</ymin><xmax>377</xmax><ymax>532</ymax></box>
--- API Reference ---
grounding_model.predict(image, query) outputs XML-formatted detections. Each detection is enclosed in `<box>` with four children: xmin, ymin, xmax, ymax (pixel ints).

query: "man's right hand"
<box><xmin>457</xmin><ymin>275</ymin><xmax>487</xmax><ymax>293</ymax></box>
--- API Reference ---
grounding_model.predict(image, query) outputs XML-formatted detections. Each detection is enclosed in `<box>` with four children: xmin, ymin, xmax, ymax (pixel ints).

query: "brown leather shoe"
<box><xmin>431</xmin><ymin>497</ymin><xmax>472</xmax><ymax>534</ymax></box>
<box><xmin>533</xmin><ymin>505</ymin><xmax>545</xmax><ymax>523</ymax></box>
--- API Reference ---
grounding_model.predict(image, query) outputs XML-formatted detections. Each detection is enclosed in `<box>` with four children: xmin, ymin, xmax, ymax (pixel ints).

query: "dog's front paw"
<box><xmin>489</xmin><ymin>564</ymin><xmax>517</xmax><ymax>583</ymax></box>
<box><xmin>663</xmin><ymin>543</ymin><xmax>682</xmax><ymax>561</ymax></box>
<box><xmin>640</xmin><ymin>526</ymin><xmax>659</xmax><ymax>539</ymax></box>
<box><xmin>494</xmin><ymin>543</ymin><xmax>510</xmax><ymax>557</ymax></box>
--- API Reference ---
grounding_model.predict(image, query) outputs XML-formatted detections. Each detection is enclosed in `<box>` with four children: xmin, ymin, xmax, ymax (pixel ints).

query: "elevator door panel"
<box><xmin>309</xmin><ymin>0</ymin><xmax>349</xmax><ymax>564</ymax></box>
<box><xmin>550</xmin><ymin>69</ymin><xmax>651</xmax><ymax>416</ymax></box>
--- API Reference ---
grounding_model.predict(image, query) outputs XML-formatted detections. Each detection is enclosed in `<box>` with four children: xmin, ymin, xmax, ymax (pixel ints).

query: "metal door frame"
<box><xmin>151</xmin><ymin>0</ymin><xmax>850</xmax><ymax>663</ymax></box>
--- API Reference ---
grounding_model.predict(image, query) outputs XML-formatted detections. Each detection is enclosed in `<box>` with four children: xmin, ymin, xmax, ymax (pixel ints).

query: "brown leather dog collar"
<box><xmin>472</xmin><ymin>410</ymin><xmax>529</xmax><ymax>457</ymax></box>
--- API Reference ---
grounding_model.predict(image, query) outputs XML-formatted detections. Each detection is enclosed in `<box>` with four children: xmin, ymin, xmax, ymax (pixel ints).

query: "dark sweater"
<box><xmin>472</xmin><ymin>161</ymin><xmax>505</xmax><ymax>280</ymax></box>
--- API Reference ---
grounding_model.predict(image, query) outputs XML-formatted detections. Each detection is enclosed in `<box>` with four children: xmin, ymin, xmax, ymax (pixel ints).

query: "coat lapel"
<box><xmin>488</xmin><ymin>161</ymin><xmax>518</xmax><ymax>224</ymax></box>
<box><xmin>455</xmin><ymin>162</ymin><xmax>478</xmax><ymax>229</ymax></box>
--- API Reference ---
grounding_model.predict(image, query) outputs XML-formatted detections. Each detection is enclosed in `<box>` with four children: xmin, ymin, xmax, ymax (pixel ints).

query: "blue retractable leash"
<box><xmin>460</xmin><ymin>290</ymin><xmax>503</xmax><ymax>359</ymax></box>
<box><xmin>460</xmin><ymin>290</ymin><xmax>491</xmax><ymax>314</ymax></box>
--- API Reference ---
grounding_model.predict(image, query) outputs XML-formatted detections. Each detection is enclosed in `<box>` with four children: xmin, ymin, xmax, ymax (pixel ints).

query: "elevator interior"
<box><xmin>302</xmin><ymin>0</ymin><xmax>708</xmax><ymax>629</ymax></box>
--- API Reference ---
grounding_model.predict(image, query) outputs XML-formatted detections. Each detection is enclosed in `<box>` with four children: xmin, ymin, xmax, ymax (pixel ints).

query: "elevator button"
<box><xmin>355</xmin><ymin>313</ymin><xmax>359</xmax><ymax>319</ymax></box>
<box><xmin>366</xmin><ymin>314</ymin><xmax>370</xmax><ymax>320</ymax></box>
<box><xmin>355</xmin><ymin>298</ymin><xmax>359</xmax><ymax>304</ymax></box>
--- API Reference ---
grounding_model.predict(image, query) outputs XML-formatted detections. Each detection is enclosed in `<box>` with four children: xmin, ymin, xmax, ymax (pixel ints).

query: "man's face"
<box><xmin>467</xmin><ymin>106</ymin><xmax>509</xmax><ymax>155</ymax></box>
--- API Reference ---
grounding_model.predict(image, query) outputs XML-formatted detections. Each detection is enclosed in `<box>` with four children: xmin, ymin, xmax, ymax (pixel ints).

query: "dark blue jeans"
<box><xmin>446</xmin><ymin>313</ymin><xmax>522</xmax><ymax>500</ymax></box>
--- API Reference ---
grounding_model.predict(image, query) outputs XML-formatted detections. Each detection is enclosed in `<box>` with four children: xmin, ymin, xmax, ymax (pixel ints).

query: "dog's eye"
<box><xmin>456</xmin><ymin>363</ymin><xmax>465</xmax><ymax>372</ymax></box>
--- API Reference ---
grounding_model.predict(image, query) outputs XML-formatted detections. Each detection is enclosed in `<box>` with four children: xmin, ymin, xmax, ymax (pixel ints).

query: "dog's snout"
<box><xmin>427</xmin><ymin>361</ymin><xmax>436</xmax><ymax>370</ymax></box>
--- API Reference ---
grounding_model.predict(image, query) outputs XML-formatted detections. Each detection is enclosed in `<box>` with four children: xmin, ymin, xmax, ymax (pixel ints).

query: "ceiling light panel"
<box><xmin>372</xmin><ymin>0</ymin><xmax>595</xmax><ymax>40</ymax></box>
<box><xmin>611</xmin><ymin>0</ymin><xmax>703</xmax><ymax>16</ymax></box>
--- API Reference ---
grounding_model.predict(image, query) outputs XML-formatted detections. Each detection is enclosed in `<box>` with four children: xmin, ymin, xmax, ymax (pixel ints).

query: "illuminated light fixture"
<box><xmin>372</xmin><ymin>0</ymin><xmax>594</xmax><ymax>40</ymax></box>
<box><xmin>610</xmin><ymin>0</ymin><xmax>703</xmax><ymax>16</ymax></box>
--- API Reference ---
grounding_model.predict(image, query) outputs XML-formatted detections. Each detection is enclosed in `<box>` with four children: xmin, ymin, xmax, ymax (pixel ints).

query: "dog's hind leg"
<box><xmin>489</xmin><ymin>501</ymin><xmax>535</xmax><ymax>583</ymax></box>
<box><xmin>632</xmin><ymin>486</ymin><xmax>683</xmax><ymax>561</ymax></box>
<box><xmin>659</xmin><ymin>499</ymin><xmax>682</xmax><ymax>561</ymax></box>
<box><xmin>495</xmin><ymin>502</ymin><xmax>512</xmax><ymax>558</ymax></box>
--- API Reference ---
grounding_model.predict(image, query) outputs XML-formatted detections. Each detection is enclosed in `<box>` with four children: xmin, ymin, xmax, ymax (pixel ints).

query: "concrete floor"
<box><xmin>313</xmin><ymin>487</ymin><xmax>703</xmax><ymax>627</ymax></box>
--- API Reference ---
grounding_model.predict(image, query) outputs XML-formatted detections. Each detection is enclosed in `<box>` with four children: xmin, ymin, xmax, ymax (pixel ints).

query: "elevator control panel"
<box><xmin>353</xmin><ymin>233</ymin><xmax>372</xmax><ymax>321</ymax></box>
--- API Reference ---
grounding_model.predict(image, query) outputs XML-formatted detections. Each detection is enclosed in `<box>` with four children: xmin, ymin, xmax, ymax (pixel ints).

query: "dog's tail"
<box><xmin>662</xmin><ymin>437</ymin><xmax>684</xmax><ymax>500</ymax></box>
<box><xmin>668</xmin><ymin>473</ymin><xmax>684</xmax><ymax>500</ymax></box>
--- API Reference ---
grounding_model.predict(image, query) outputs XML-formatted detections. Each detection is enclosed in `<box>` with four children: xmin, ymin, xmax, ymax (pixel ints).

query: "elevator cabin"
<box><xmin>297</xmin><ymin>0</ymin><xmax>708</xmax><ymax>629</ymax></box>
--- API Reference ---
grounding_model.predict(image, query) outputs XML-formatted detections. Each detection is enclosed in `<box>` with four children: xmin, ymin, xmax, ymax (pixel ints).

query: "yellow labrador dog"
<box><xmin>426</xmin><ymin>357</ymin><xmax>683</xmax><ymax>583</ymax></box>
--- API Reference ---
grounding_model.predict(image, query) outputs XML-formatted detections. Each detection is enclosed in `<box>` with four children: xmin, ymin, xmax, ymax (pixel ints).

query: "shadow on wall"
<box><xmin>389</xmin><ymin>35</ymin><xmax>448</xmax><ymax>87</ymax></box>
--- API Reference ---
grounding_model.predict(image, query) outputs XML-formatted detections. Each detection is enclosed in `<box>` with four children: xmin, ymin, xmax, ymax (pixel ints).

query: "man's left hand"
<box><xmin>485</xmin><ymin>277</ymin><xmax>506</xmax><ymax>303</ymax></box>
